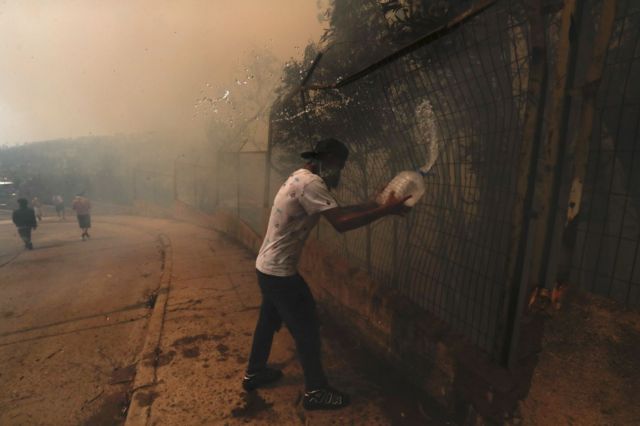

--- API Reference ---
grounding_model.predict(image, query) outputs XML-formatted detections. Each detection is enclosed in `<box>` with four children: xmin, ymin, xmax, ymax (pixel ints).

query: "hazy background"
<box><xmin>0</xmin><ymin>0</ymin><xmax>325</xmax><ymax>146</ymax></box>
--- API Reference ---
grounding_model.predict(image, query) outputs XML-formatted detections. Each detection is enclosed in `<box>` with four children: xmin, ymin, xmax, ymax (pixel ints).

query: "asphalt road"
<box><xmin>0</xmin><ymin>214</ymin><xmax>164</xmax><ymax>425</ymax></box>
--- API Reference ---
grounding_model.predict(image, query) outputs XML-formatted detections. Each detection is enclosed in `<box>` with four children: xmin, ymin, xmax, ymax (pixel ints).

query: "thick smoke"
<box><xmin>0</xmin><ymin>0</ymin><xmax>324</xmax><ymax>145</ymax></box>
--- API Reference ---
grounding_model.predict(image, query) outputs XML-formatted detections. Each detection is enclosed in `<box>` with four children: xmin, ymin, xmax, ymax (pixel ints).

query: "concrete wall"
<box><xmin>298</xmin><ymin>236</ymin><xmax>542</xmax><ymax>423</ymax></box>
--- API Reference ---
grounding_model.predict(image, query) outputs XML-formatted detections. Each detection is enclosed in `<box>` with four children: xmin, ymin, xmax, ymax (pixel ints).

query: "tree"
<box><xmin>203</xmin><ymin>49</ymin><xmax>281</xmax><ymax>154</ymax></box>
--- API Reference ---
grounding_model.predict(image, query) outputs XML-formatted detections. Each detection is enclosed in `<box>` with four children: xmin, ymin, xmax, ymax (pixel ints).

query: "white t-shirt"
<box><xmin>256</xmin><ymin>168</ymin><xmax>338</xmax><ymax>277</ymax></box>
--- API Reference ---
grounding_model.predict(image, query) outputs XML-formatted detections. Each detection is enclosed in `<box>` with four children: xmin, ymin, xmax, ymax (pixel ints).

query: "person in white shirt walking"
<box><xmin>72</xmin><ymin>194</ymin><xmax>92</xmax><ymax>240</ymax></box>
<box><xmin>31</xmin><ymin>197</ymin><xmax>43</xmax><ymax>221</ymax></box>
<box><xmin>243</xmin><ymin>139</ymin><xmax>410</xmax><ymax>410</ymax></box>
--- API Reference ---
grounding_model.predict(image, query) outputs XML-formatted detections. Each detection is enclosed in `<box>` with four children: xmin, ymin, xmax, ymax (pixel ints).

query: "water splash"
<box><xmin>271</xmin><ymin>92</ymin><xmax>355</xmax><ymax>123</ymax></box>
<box><xmin>414</xmin><ymin>99</ymin><xmax>440</xmax><ymax>174</ymax></box>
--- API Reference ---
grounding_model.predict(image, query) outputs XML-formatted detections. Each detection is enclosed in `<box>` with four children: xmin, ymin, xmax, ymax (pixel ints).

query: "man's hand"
<box><xmin>381</xmin><ymin>191</ymin><xmax>412</xmax><ymax>216</ymax></box>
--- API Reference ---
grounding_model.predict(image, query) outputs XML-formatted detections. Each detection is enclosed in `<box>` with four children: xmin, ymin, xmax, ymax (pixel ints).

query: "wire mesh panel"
<box><xmin>88</xmin><ymin>173</ymin><xmax>133</xmax><ymax>205</ymax></box>
<box><xmin>237</xmin><ymin>152</ymin><xmax>267</xmax><ymax>234</ymax></box>
<box><xmin>216</xmin><ymin>152</ymin><xmax>240</xmax><ymax>214</ymax></box>
<box><xmin>270</xmin><ymin>0</ymin><xmax>533</xmax><ymax>355</ymax></box>
<box><xmin>176</xmin><ymin>161</ymin><xmax>218</xmax><ymax>213</ymax></box>
<box><xmin>134</xmin><ymin>169</ymin><xmax>174</xmax><ymax>207</ymax></box>
<box><xmin>561</xmin><ymin>0</ymin><xmax>640</xmax><ymax>307</ymax></box>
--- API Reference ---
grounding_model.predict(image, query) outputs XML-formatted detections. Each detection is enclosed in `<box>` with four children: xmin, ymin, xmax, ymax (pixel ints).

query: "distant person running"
<box><xmin>53</xmin><ymin>195</ymin><xmax>65</xmax><ymax>220</ymax></box>
<box><xmin>72</xmin><ymin>194</ymin><xmax>92</xmax><ymax>240</ymax></box>
<box><xmin>32</xmin><ymin>196</ymin><xmax>43</xmax><ymax>221</ymax></box>
<box><xmin>243</xmin><ymin>139</ymin><xmax>410</xmax><ymax>411</ymax></box>
<box><xmin>12</xmin><ymin>198</ymin><xmax>37</xmax><ymax>250</ymax></box>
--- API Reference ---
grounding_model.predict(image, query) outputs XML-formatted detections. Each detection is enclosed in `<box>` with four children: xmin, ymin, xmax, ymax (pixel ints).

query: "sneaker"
<box><xmin>303</xmin><ymin>386</ymin><xmax>350</xmax><ymax>410</ymax></box>
<box><xmin>27</xmin><ymin>242</ymin><xmax>33</xmax><ymax>250</ymax></box>
<box><xmin>242</xmin><ymin>368</ymin><xmax>283</xmax><ymax>391</ymax></box>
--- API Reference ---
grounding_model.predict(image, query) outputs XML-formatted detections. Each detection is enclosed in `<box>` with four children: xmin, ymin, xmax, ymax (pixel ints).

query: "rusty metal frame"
<box><xmin>262</xmin><ymin>105</ymin><xmax>277</xmax><ymax>231</ymax></box>
<box><xmin>498</xmin><ymin>0</ymin><xmax>548</xmax><ymax>368</ymax></box>
<box><xmin>528</xmin><ymin>0</ymin><xmax>584</xmax><ymax>294</ymax></box>
<box><xmin>301</xmin><ymin>0</ymin><xmax>497</xmax><ymax>91</ymax></box>
<box><xmin>553</xmin><ymin>0</ymin><xmax>619</xmax><ymax>290</ymax></box>
<box><xmin>280</xmin><ymin>0</ymin><xmax>554</xmax><ymax>361</ymax></box>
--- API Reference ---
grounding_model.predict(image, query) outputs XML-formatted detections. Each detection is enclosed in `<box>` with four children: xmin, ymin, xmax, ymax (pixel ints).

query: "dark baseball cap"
<box><xmin>300</xmin><ymin>138</ymin><xmax>349</xmax><ymax>162</ymax></box>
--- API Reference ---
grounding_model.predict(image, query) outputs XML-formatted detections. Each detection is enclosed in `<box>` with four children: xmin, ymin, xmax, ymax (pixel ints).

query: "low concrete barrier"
<box><xmin>173</xmin><ymin>200</ymin><xmax>263</xmax><ymax>254</ymax></box>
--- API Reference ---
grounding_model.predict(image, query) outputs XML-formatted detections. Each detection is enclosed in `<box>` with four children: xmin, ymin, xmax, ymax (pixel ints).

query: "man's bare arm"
<box><xmin>332</xmin><ymin>200</ymin><xmax>378</xmax><ymax>215</ymax></box>
<box><xmin>322</xmin><ymin>193</ymin><xmax>410</xmax><ymax>233</ymax></box>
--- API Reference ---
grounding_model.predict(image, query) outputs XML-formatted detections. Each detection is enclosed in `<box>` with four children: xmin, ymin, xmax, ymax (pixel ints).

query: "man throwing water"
<box><xmin>243</xmin><ymin>139</ymin><xmax>410</xmax><ymax>410</ymax></box>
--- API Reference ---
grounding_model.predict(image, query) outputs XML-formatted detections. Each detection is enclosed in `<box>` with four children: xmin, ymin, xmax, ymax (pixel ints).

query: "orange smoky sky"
<box><xmin>0</xmin><ymin>0</ymin><xmax>325</xmax><ymax>145</ymax></box>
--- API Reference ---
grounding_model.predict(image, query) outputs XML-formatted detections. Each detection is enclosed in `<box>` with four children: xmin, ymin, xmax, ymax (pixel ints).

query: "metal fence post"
<box><xmin>553</xmin><ymin>0</ymin><xmax>618</xmax><ymax>290</ymax></box>
<box><xmin>215</xmin><ymin>153</ymin><xmax>220</xmax><ymax>208</ymax></box>
<box><xmin>263</xmin><ymin>107</ymin><xmax>275</xmax><ymax>235</ymax></box>
<box><xmin>498</xmin><ymin>0</ymin><xmax>548</xmax><ymax>368</ymax></box>
<box><xmin>529</xmin><ymin>0</ymin><xmax>584</xmax><ymax>294</ymax></box>
<box><xmin>132</xmin><ymin>167</ymin><xmax>137</xmax><ymax>201</ymax></box>
<box><xmin>173</xmin><ymin>158</ymin><xmax>178</xmax><ymax>201</ymax></box>
<box><xmin>193</xmin><ymin>159</ymin><xmax>198</xmax><ymax>207</ymax></box>
<box><xmin>236</xmin><ymin>152</ymin><xmax>241</xmax><ymax>218</ymax></box>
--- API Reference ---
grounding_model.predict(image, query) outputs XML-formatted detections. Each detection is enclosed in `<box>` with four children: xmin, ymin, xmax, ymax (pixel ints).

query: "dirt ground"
<box><xmin>0</xmin><ymin>215</ymin><xmax>162</xmax><ymax>425</ymax></box>
<box><xmin>520</xmin><ymin>291</ymin><xmax>640</xmax><ymax>426</ymax></box>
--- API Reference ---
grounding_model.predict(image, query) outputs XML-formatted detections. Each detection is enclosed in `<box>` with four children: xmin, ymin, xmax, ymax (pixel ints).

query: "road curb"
<box><xmin>124</xmin><ymin>233</ymin><xmax>173</xmax><ymax>426</ymax></box>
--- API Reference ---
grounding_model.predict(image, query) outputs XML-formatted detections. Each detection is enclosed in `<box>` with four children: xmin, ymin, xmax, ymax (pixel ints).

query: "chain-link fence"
<box><xmin>133</xmin><ymin>168</ymin><xmax>174</xmax><ymax>208</ymax></box>
<box><xmin>175</xmin><ymin>160</ymin><xmax>218</xmax><ymax>213</ymax></box>
<box><xmin>129</xmin><ymin>148</ymin><xmax>267</xmax><ymax>235</ymax></box>
<box><xmin>213</xmin><ymin>151</ymin><xmax>268</xmax><ymax>234</ymax></box>
<box><xmin>270</xmin><ymin>0</ymin><xmax>535</xmax><ymax>357</ymax></box>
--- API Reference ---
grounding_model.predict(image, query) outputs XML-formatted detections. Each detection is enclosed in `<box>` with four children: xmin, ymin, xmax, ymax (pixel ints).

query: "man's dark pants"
<box><xmin>17</xmin><ymin>227</ymin><xmax>32</xmax><ymax>247</ymax></box>
<box><xmin>248</xmin><ymin>270</ymin><xmax>327</xmax><ymax>391</ymax></box>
